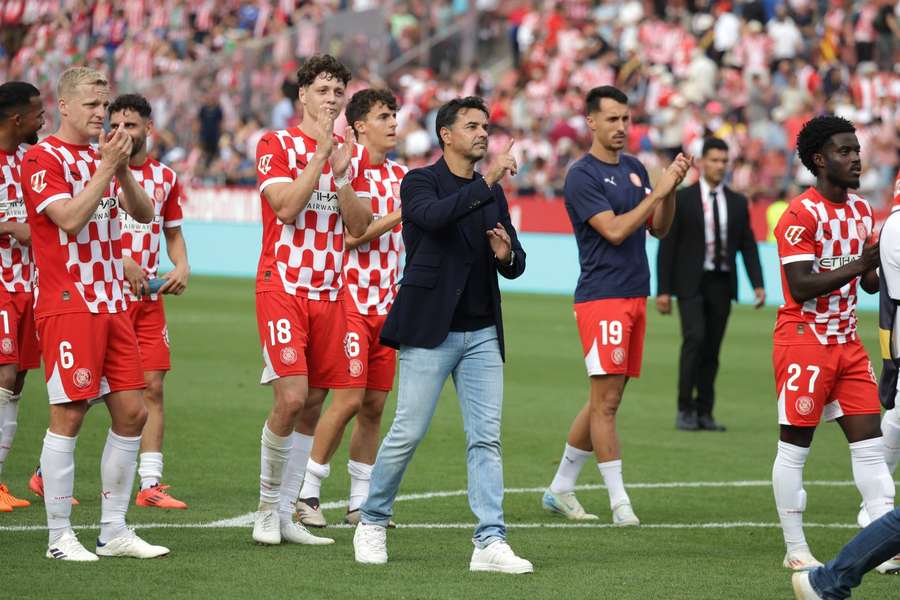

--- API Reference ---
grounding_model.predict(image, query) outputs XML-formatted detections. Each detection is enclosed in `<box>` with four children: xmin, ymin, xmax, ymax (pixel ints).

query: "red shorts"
<box><xmin>36</xmin><ymin>312</ymin><xmax>145</xmax><ymax>404</ymax></box>
<box><xmin>773</xmin><ymin>339</ymin><xmax>880</xmax><ymax>427</ymax></box>
<box><xmin>127</xmin><ymin>297</ymin><xmax>170</xmax><ymax>372</ymax></box>
<box><xmin>256</xmin><ymin>291</ymin><xmax>352</xmax><ymax>388</ymax></box>
<box><xmin>574</xmin><ymin>297</ymin><xmax>646</xmax><ymax>378</ymax></box>
<box><xmin>345</xmin><ymin>311</ymin><xmax>396</xmax><ymax>391</ymax></box>
<box><xmin>0</xmin><ymin>290</ymin><xmax>40</xmax><ymax>370</ymax></box>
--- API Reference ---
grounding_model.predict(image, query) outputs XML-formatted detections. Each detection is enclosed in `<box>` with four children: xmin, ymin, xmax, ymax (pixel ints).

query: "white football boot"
<box><xmin>541</xmin><ymin>489</ymin><xmax>599</xmax><ymax>520</ymax></box>
<box><xmin>96</xmin><ymin>529</ymin><xmax>169</xmax><ymax>558</ymax></box>
<box><xmin>784</xmin><ymin>547</ymin><xmax>824</xmax><ymax>571</ymax></box>
<box><xmin>611</xmin><ymin>501</ymin><xmax>640</xmax><ymax>526</ymax></box>
<box><xmin>46</xmin><ymin>531</ymin><xmax>99</xmax><ymax>562</ymax></box>
<box><xmin>252</xmin><ymin>505</ymin><xmax>281</xmax><ymax>545</ymax></box>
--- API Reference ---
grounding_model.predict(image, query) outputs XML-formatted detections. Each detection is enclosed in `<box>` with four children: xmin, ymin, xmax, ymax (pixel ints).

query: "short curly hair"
<box><xmin>109</xmin><ymin>93</ymin><xmax>152</xmax><ymax>118</ymax></box>
<box><xmin>345</xmin><ymin>89</ymin><xmax>398</xmax><ymax>136</ymax></box>
<box><xmin>296</xmin><ymin>54</ymin><xmax>351</xmax><ymax>88</ymax></box>
<box><xmin>796</xmin><ymin>115</ymin><xmax>856</xmax><ymax>176</ymax></box>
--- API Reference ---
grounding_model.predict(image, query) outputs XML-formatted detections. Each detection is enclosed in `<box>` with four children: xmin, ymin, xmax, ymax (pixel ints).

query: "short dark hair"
<box><xmin>109</xmin><ymin>93</ymin><xmax>152</xmax><ymax>118</ymax></box>
<box><xmin>296</xmin><ymin>54</ymin><xmax>351</xmax><ymax>88</ymax></box>
<box><xmin>796</xmin><ymin>115</ymin><xmax>856</xmax><ymax>176</ymax></box>
<box><xmin>701</xmin><ymin>137</ymin><xmax>729</xmax><ymax>156</ymax></box>
<box><xmin>345</xmin><ymin>89</ymin><xmax>398</xmax><ymax>136</ymax></box>
<box><xmin>0</xmin><ymin>81</ymin><xmax>40</xmax><ymax>120</ymax></box>
<box><xmin>585</xmin><ymin>86</ymin><xmax>628</xmax><ymax>115</ymax></box>
<box><xmin>435</xmin><ymin>96</ymin><xmax>489</xmax><ymax>148</ymax></box>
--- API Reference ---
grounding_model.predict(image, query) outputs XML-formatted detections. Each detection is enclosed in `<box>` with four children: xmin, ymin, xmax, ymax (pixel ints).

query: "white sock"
<box><xmin>299</xmin><ymin>458</ymin><xmax>330</xmax><ymax>500</ymax></box>
<box><xmin>0</xmin><ymin>388</ymin><xmax>17</xmax><ymax>478</ymax></box>
<box><xmin>278</xmin><ymin>432</ymin><xmax>313</xmax><ymax>523</ymax></box>
<box><xmin>347</xmin><ymin>460</ymin><xmax>373</xmax><ymax>512</ymax></box>
<box><xmin>850</xmin><ymin>437</ymin><xmax>895</xmax><ymax>522</ymax></box>
<box><xmin>40</xmin><ymin>430</ymin><xmax>77</xmax><ymax>544</ymax></box>
<box><xmin>772</xmin><ymin>441</ymin><xmax>810</xmax><ymax>553</ymax></box>
<box><xmin>597</xmin><ymin>459</ymin><xmax>629</xmax><ymax>508</ymax></box>
<box><xmin>882</xmin><ymin>408</ymin><xmax>900</xmax><ymax>474</ymax></box>
<box><xmin>259</xmin><ymin>423</ymin><xmax>292</xmax><ymax>507</ymax></box>
<box><xmin>549</xmin><ymin>444</ymin><xmax>592</xmax><ymax>494</ymax></box>
<box><xmin>138</xmin><ymin>452</ymin><xmax>163</xmax><ymax>490</ymax></box>
<box><xmin>99</xmin><ymin>430</ymin><xmax>141</xmax><ymax>543</ymax></box>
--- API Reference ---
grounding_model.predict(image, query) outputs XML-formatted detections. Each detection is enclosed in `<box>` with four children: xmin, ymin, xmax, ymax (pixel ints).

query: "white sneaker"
<box><xmin>296</xmin><ymin>497</ymin><xmax>328</xmax><ymax>528</ymax></box>
<box><xmin>611</xmin><ymin>501</ymin><xmax>640</xmax><ymax>526</ymax></box>
<box><xmin>252</xmin><ymin>506</ymin><xmax>281</xmax><ymax>545</ymax></box>
<box><xmin>541</xmin><ymin>489</ymin><xmax>599</xmax><ymax>520</ymax></box>
<box><xmin>280</xmin><ymin>519</ymin><xmax>334</xmax><ymax>545</ymax></box>
<box><xmin>875</xmin><ymin>554</ymin><xmax>900</xmax><ymax>574</ymax></box>
<box><xmin>791</xmin><ymin>571</ymin><xmax>823</xmax><ymax>599</ymax></box>
<box><xmin>96</xmin><ymin>529</ymin><xmax>169</xmax><ymax>558</ymax></box>
<box><xmin>469</xmin><ymin>540</ymin><xmax>534</xmax><ymax>574</ymax></box>
<box><xmin>784</xmin><ymin>547</ymin><xmax>823</xmax><ymax>571</ymax></box>
<box><xmin>353</xmin><ymin>522</ymin><xmax>387</xmax><ymax>564</ymax></box>
<box><xmin>46</xmin><ymin>531</ymin><xmax>99</xmax><ymax>562</ymax></box>
<box><xmin>857</xmin><ymin>504</ymin><xmax>872</xmax><ymax>528</ymax></box>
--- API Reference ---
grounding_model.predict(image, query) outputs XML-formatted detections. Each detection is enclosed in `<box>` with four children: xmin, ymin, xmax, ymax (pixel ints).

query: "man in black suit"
<box><xmin>656</xmin><ymin>137</ymin><xmax>765</xmax><ymax>431</ymax></box>
<box><xmin>352</xmin><ymin>97</ymin><xmax>532</xmax><ymax>573</ymax></box>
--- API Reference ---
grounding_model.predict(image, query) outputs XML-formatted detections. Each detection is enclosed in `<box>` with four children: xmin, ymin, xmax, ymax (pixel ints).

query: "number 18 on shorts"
<box><xmin>574</xmin><ymin>297</ymin><xmax>646</xmax><ymax>378</ymax></box>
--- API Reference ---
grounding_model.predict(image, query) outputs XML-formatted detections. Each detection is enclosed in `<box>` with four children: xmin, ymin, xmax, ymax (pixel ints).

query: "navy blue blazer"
<box><xmin>379</xmin><ymin>157</ymin><xmax>526</xmax><ymax>360</ymax></box>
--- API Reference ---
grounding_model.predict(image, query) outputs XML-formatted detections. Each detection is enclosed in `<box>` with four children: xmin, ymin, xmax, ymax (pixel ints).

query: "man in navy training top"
<box><xmin>542</xmin><ymin>85</ymin><xmax>691</xmax><ymax>524</ymax></box>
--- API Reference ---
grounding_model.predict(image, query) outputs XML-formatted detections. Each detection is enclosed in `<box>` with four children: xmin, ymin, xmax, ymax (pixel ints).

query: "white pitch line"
<box><xmin>0</xmin><ymin>480</ymin><xmax>860</xmax><ymax>533</ymax></box>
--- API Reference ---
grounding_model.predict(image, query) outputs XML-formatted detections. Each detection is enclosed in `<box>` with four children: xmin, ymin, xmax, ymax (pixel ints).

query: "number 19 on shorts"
<box><xmin>598</xmin><ymin>320</ymin><xmax>623</xmax><ymax>345</ymax></box>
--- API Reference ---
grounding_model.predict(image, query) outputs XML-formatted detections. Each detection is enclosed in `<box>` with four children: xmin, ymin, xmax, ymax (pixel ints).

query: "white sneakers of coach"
<box><xmin>611</xmin><ymin>501</ymin><xmax>640</xmax><ymax>527</ymax></box>
<box><xmin>253</xmin><ymin>507</ymin><xmax>281</xmax><ymax>545</ymax></box>
<box><xmin>353</xmin><ymin>522</ymin><xmax>388</xmax><ymax>564</ymax></box>
<box><xmin>469</xmin><ymin>540</ymin><xmax>534</xmax><ymax>574</ymax></box>
<box><xmin>46</xmin><ymin>531</ymin><xmax>99</xmax><ymax>562</ymax></box>
<box><xmin>280</xmin><ymin>520</ymin><xmax>334</xmax><ymax>545</ymax></box>
<box><xmin>791</xmin><ymin>572</ymin><xmax>823</xmax><ymax>599</ymax></box>
<box><xmin>95</xmin><ymin>529</ymin><xmax>169</xmax><ymax>558</ymax></box>
<box><xmin>783</xmin><ymin>547</ymin><xmax>824</xmax><ymax>571</ymax></box>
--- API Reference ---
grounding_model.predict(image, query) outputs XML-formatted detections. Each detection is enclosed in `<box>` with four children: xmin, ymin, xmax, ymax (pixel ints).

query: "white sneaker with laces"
<box><xmin>611</xmin><ymin>501</ymin><xmax>640</xmax><ymax>526</ymax></box>
<box><xmin>252</xmin><ymin>506</ymin><xmax>281</xmax><ymax>545</ymax></box>
<box><xmin>280</xmin><ymin>519</ymin><xmax>334</xmax><ymax>545</ymax></box>
<box><xmin>46</xmin><ymin>531</ymin><xmax>99</xmax><ymax>562</ymax></box>
<box><xmin>784</xmin><ymin>547</ymin><xmax>823</xmax><ymax>571</ymax></box>
<box><xmin>875</xmin><ymin>555</ymin><xmax>900</xmax><ymax>574</ymax></box>
<box><xmin>353</xmin><ymin>522</ymin><xmax>387</xmax><ymax>564</ymax></box>
<box><xmin>96</xmin><ymin>529</ymin><xmax>169</xmax><ymax>558</ymax></box>
<box><xmin>541</xmin><ymin>489</ymin><xmax>599</xmax><ymax>520</ymax></box>
<box><xmin>791</xmin><ymin>571</ymin><xmax>823</xmax><ymax>599</ymax></box>
<box><xmin>469</xmin><ymin>540</ymin><xmax>534</xmax><ymax>574</ymax></box>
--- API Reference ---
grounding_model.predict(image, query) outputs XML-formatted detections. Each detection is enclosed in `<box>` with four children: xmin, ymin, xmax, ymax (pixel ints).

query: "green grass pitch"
<box><xmin>2</xmin><ymin>276</ymin><xmax>896</xmax><ymax>599</ymax></box>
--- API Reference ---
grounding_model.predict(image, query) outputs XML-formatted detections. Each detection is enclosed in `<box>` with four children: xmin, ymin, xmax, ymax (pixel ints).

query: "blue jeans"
<box><xmin>809</xmin><ymin>507</ymin><xmax>900</xmax><ymax>599</ymax></box>
<box><xmin>361</xmin><ymin>326</ymin><xmax>506</xmax><ymax>548</ymax></box>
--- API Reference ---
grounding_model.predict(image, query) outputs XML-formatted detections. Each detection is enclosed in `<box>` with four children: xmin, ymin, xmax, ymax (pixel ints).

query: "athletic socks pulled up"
<box><xmin>40</xmin><ymin>430</ymin><xmax>77</xmax><ymax>544</ymax></box>
<box><xmin>348</xmin><ymin>460</ymin><xmax>373</xmax><ymax>512</ymax></box>
<box><xmin>278</xmin><ymin>432</ymin><xmax>313</xmax><ymax>523</ymax></box>
<box><xmin>850</xmin><ymin>437</ymin><xmax>895</xmax><ymax>523</ymax></box>
<box><xmin>99</xmin><ymin>430</ymin><xmax>141</xmax><ymax>543</ymax></box>
<box><xmin>549</xmin><ymin>443</ymin><xmax>592</xmax><ymax>495</ymax></box>
<box><xmin>772</xmin><ymin>441</ymin><xmax>810</xmax><ymax>553</ymax></box>
<box><xmin>259</xmin><ymin>423</ymin><xmax>291</xmax><ymax>507</ymax></box>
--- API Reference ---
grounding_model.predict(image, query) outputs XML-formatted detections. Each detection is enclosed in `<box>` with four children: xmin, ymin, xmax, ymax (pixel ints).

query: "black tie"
<box><xmin>711</xmin><ymin>190</ymin><xmax>723</xmax><ymax>271</ymax></box>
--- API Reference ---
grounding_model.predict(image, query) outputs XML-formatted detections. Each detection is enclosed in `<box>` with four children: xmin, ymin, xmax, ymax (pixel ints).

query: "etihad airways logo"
<box><xmin>818</xmin><ymin>255</ymin><xmax>860</xmax><ymax>270</ymax></box>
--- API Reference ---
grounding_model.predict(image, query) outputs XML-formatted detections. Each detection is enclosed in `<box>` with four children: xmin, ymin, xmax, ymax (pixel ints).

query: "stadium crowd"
<box><xmin>0</xmin><ymin>1</ymin><xmax>898</xmax><ymax>205</ymax></box>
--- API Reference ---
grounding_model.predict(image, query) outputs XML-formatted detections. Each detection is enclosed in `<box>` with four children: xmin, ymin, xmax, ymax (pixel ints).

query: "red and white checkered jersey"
<box><xmin>21</xmin><ymin>136</ymin><xmax>126</xmax><ymax>316</ymax></box>
<box><xmin>255</xmin><ymin>126</ymin><xmax>370</xmax><ymax>301</ymax></box>
<box><xmin>774</xmin><ymin>187</ymin><xmax>874</xmax><ymax>345</ymax></box>
<box><xmin>121</xmin><ymin>158</ymin><xmax>184</xmax><ymax>299</ymax></box>
<box><xmin>0</xmin><ymin>145</ymin><xmax>33</xmax><ymax>292</ymax></box>
<box><xmin>344</xmin><ymin>145</ymin><xmax>406</xmax><ymax>315</ymax></box>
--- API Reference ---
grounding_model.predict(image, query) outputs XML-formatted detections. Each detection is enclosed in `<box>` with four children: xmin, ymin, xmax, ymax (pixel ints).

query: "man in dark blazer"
<box><xmin>352</xmin><ymin>97</ymin><xmax>532</xmax><ymax>574</ymax></box>
<box><xmin>656</xmin><ymin>137</ymin><xmax>765</xmax><ymax>431</ymax></box>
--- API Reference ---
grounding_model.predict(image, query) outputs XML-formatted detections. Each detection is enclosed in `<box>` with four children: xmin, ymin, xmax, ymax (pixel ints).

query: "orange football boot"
<box><xmin>135</xmin><ymin>484</ymin><xmax>188</xmax><ymax>509</ymax></box>
<box><xmin>29</xmin><ymin>468</ymin><xmax>79</xmax><ymax>505</ymax></box>
<box><xmin>0</xmin><ymin>483</ymin><xmax>30</xmax><ymax>508</ymax></box>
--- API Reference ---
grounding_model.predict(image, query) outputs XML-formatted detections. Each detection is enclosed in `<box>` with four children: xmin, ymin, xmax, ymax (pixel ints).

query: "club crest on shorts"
<box><xmin>795</xmin><ymin>395</ymin><xmax>814</xmax><ymax>416</ymax></box>
<box><xmin>629</xmin><ymin>172</ymin><xmax>642</xmax><ymax>187</ymax></box>
<box><xmin>280</xmin><ymin>347</ymin><xmax>298</xmax><ymax>366</ymax></box>
<box><xmin>349</xmin><ymin>358</ymin><xmax>363</xmax><ymax>378</ymax></box>
<box><xmin>73</xmin><ymin>368</ymin><xmax>92</xmax><ymax>389</ymax></box>
<box><xmin>611</xmin><ymin>347</ymin><xmax>626</xmax><ymax>365</ymax></box>
<box><xmin>0</xmin><ymin>337</ymin><xmax>13</xmax><ymax>355</ymax></box>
